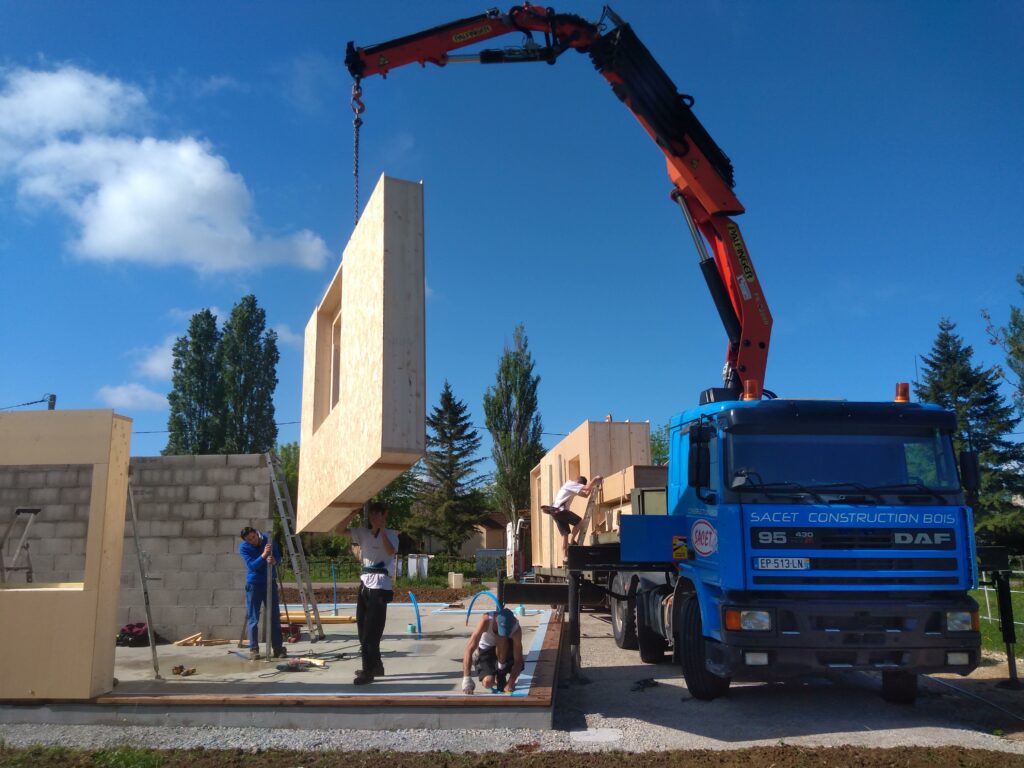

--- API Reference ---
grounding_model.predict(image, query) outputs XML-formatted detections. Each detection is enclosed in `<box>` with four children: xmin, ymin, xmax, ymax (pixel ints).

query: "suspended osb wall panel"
<box><xmin>529</xmin><ymin>420</ymin><xmax>650</xmax><ymax>570</ymax></box>
<box><xmin>298</xmin><ymin>175</ymin><xmax>425</xmax><ymax>533</ymax></box>
<box><xmin>0</xmin><ymin>410</ymin><xmax>131</xmax><ymax>700</ymax></box>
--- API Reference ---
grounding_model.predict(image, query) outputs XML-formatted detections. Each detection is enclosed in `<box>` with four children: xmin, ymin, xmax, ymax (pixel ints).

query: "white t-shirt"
<box><xmin>552</xmin><ymin>480</ymin><xmax>585</xmax><ymax>511</ymax></box>
<box><xmin>351</xmin><ymin>527</ymin><xmax>399</xmax><ymax>590</ymax></box>
<box><xmin>478</xmin><ymin>610</ymin><xmax>521</xmax><ymax>651</ymax></box>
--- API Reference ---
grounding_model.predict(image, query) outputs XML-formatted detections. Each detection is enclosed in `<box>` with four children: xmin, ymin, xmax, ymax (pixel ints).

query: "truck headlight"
<box><xmin>725</xmin><ymin>608</ymin><xmax>771</xmax><ymax>631</ymax></box>
<box><xmin>945</xmin><ymin>611</ymin><xmax>976</xmax><ymax>632</ymax></box>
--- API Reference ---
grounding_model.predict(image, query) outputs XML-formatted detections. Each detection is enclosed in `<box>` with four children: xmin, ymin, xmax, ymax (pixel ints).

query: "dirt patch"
<box><xmin>281</xmin><ymin>586</ymin><xmax>484</xmax><ymax>605</ymax></box>
<box><xmin>930</xmin><ymin>651</ymin><xmax>1024</xmax><ymax>741</ymax></box>
<box><xmin>2</xmin><ymin>746</ymin><xmax>1023</xmax><ymax>767</ymax></box>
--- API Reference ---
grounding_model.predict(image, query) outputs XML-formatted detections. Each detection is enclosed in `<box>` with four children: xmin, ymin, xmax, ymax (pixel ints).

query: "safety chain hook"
<box><xmin>351</xmin><ymin>80</ymin><xmax>366</xmax><ymax>227</ymax></box>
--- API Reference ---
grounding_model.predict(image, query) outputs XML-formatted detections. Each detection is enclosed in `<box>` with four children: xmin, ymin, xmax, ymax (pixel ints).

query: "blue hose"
<box><xmin>464</xmin><ymin>590</ymin><xmax>500</xmax><ymax>626</ymax></box>
<box><xmin>408</xmin><ymin>591</ymin><xmax>423</xmax><ymax>638</ymax></box>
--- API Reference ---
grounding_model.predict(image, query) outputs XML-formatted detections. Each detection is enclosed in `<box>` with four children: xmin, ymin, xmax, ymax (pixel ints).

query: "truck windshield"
<box><xmin>725</xmin><ymin>428</ymin><xmax>959</xmax><ymax>494</ymax></box>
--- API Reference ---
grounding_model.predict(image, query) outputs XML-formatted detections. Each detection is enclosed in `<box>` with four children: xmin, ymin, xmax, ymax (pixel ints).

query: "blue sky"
<box><xmin>1</xmin><ymin>1</ymin><xmax>1022</xmax><ymax>459</ymax></box>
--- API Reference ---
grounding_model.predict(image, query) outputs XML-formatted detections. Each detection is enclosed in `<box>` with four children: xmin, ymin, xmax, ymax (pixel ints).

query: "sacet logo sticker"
<box><xmin>691</xmin><ymin>519</ymin><xmax>718</xmax><ymax>556</ymax></box>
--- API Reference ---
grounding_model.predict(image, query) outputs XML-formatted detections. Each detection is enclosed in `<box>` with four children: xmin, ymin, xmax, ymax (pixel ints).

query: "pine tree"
<box><xmin>650</xmin><ymin>422</ymin><xmax>670</xmax><ymax>466</ymax></box>
<box><xmin>411</xmin><ymin>382</ymin><xmax>485</xmax><ymax>555</ymax></box>
<box><xmin>983</xmin><ymin>271</ymin><xmax>1024</xmax><ymax>419</ymax></box>
<box><xmin>915</xmin><ymin>319</ymin><xmax>1024</xmax><ymax>546</ymax></box>
<box><xmin>483</xmin><ymin>324</ymin><xmax>545</xmax><ymax>524</ymax></box>
<box><xmin>164</xmin><ymin>309</ymin><xmax>223</xmax><ymax>454</ymax></box>
<box><xmin>220</xmin><ymin>295</ymin><xmax>279</xmax><ymax>454</ymax></box>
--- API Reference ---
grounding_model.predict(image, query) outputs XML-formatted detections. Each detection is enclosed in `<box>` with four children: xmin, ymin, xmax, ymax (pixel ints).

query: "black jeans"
<box><xmin>356</xmin><ymin>583</ymin><xmax>393</xmax><ymax>672</ymax></box>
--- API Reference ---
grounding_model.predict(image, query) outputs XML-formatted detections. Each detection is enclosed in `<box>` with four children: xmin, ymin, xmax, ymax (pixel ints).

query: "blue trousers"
<box><xmin>245</xmin><ymin>582</ymin><xmax>282</xmax><ymax>650</ymax></box>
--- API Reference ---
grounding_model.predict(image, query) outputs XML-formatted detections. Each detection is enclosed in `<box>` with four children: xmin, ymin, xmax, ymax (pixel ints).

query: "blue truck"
<box><xmin>346</xmin><ymin>6</ymin><xmax>982</xmax><ymax>703</ymax></box>
<box><xmin>606</xmin><ymin>392</ymin><xmax>981</xmax><ymax>704</ymax></box>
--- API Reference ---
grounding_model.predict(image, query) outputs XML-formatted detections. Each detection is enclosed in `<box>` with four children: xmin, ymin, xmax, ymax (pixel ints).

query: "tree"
<box><xmin>983</xmin><ymin>271</ymin><xmax>1024</xmax><ymax>420</ymax></box>
<box><xmin>164</xmin><ymin>309</ymin><xmax>223</xmax><ymax>455</ymax></box>
<box><xmin>483</xmin><ymin>324</ymin><xmax>545</xmax><ymax>524</ymax></box>
<box><xmin>220</xmin><ymin>295</ymin><xmax>280</xmax><ymax>454</ymax></box>
<box><xmin>915</xmin><ymin>319</ymin><xmax>1024</xmax><ymax>547</ymax></box>
<box><xmin>372</xmin><ymin>468</ymin><xmax>419</xmax><ymax>532</ymax></box>
<box><xmin>650</xmin><ymin>422</ymin><xmax>669</xmax><ymax>466</ymax></box>
<box><xmin>410</xmin><ymin>382</ymin><xmax>486</xmax><ymax>555</ymax></box>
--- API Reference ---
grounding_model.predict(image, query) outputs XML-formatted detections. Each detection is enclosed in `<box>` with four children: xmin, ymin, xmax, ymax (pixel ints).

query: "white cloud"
<box><xmin>0</xmin><ymin>66</ymin><xmax>329</xmax><ymax>274</ymax></box>
<box><xmin>168</xmin><ymin>306</ymin><xmax>224</xmax><ymax>324</ymax></box>
<box><xmin>135</xmin><ymin>335</ymin><xmax>176</xmax><ymax>380</ymax></box>
<box><xmin>97</xmin><ymin>383</ymin><xmax>167</xmax><ymax>410</ymax></box>
<box><xmin>274</xmin><ymin>323</ymin><xmax>303</xmax><ymax>348</ymax></box>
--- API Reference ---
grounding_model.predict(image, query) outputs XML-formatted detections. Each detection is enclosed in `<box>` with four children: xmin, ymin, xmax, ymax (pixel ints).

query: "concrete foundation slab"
<box><xmin>0</xmin><ymin>602</ymin><xmax>562</xmax><ymax>730</ymax></box>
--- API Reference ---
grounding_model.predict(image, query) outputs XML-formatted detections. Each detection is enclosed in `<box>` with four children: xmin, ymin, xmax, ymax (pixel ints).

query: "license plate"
<box><xmin>755</xmin><ymin>557</ymin><xmax>811</xmax><ymax>570</ymax></box>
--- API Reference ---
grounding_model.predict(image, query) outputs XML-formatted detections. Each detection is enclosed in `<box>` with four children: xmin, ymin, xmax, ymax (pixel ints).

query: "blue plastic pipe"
<box><xmin>408</xmin><ymin>591</ymin><xmax>423</xmax><ymax>638</ymax></box>
<box><xmin>464</xmin><ymin>590</ymin><xmax>500</xmax><ymax>626</ymax></box>
<box><xmin>332</xmin><ymin>561</ymin><xmax>337</xmax><ymax>616</ymax></box>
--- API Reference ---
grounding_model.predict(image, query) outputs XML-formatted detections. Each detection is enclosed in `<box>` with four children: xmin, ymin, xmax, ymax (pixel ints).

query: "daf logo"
<box><xmin>894</xmin><ymin>531</ymin><xmax>951</xmax><ymax>545</ymax></box>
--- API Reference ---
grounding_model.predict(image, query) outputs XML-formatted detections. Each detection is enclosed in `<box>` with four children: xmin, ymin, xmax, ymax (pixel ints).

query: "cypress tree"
<box><xmin>164</xmin><ymin>309</ymin><xmax>223</xmax><ymax>454</ymax></box>
<box><xmin>915</xmin><ymin>319</ymin><xmax>1024</xmax><ymax>547</ymax></box>
<box><xmin>220</xmin><ymin>295</ymin><xmax>279</xmax><ymax>454</ymax></box>
<box><xmin>483</xmin><ymin>324</ymin><xmax>545</xmax><ymax>525</ymax></box>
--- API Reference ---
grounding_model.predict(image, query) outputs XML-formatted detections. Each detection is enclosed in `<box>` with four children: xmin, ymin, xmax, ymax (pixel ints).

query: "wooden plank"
<box><xmin>175</xmin><ymin>633</ymin><xmax>203</xmax><ymax>646</ymax></box>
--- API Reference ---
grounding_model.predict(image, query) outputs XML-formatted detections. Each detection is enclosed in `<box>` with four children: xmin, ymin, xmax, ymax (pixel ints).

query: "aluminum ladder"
<box><xmin>0</xmin><ymin>507</ymin><xmax>38</xmax><ymax>583</ymax></box>
<box><xmin>267</xmin><ymin>452</ymin><xmax>325</xmax><ymax>642</ymax></box>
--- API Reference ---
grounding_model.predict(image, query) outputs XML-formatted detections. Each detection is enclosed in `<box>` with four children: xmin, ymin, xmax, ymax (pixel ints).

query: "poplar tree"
<box><xmin>164</xmin><ymin>309</ymin><xmax>223</xmax><ymax>454</ymax></box>
<box><xmin>220</xmin><ymin>295</ymin><xmax>279</xmax><ymax>454</ymax></box>
<box><xmin>914</xmin><ymin>319</ymin><xmax>1024</xmax><ymax>547</ymax></box>
<box><xmin>410</xmin><ymin>381</ymin><xmax>485</xmax><ymax>555</ymax></box>
<box><xmin>483</xmin><ymin>324</ymin><xmax>545</xmax><ymax>524</ymax></box>
<box><xmin>983</xmin><ymin>270</ymin><xmax>1024</xmax><ymax>419</ymax></box>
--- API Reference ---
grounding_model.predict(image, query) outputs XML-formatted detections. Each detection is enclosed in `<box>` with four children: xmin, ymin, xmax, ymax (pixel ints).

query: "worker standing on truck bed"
<box><xmin>338</xmin><ymin>501</ymin><xmax>399</xmax><ymax>685</ymax></box>
<box><xmin>462</xmin><ymin>607</ymin><xmax>524</xmax><ymax>694</ymax></box>
<box><xmin>543</xmin><ymin>475</ymin><xmax>602</xmax><ymax>562</ymax></box>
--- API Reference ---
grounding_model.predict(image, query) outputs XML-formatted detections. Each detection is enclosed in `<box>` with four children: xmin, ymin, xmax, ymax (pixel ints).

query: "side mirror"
<box><xmin>959</xmin><ymin>450</ymin><xmax>980</xmax><ymax>493</ymax></box>
<box><xmin>687</xmin><ymin>423</ymin><xmax>712</xmax><ymax>491</ymax></box>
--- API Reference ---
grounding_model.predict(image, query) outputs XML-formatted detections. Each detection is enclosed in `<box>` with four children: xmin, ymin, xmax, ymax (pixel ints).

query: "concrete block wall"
<box><xmin>0</xmin><ymin>455</ymin><xmax>273</xmax><ymax>643</ymax></box>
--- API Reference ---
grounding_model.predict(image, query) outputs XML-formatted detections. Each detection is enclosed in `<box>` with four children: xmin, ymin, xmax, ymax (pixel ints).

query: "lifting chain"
<box><xmin>351</xmin><ymin>79</ymin><xmax>365</xmax><ymax>227</ymax></box>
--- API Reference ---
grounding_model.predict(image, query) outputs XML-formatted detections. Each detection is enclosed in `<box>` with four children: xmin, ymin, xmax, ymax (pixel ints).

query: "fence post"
<box><xmin>331</xmin><ymin>560</ymin><xmax>338</xmax><ymax>616</ymax></box>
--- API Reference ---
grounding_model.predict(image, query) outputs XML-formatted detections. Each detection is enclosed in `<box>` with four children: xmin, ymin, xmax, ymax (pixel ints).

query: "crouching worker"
<box><xmin>461</xmin><ymin>607</ymin><xmax>524</xmax><ymax>694</ymax></box>
<box><xmin>238</xmin><ymin>526</ymin><xmax>287</xmax><ymax>661</ymax></box>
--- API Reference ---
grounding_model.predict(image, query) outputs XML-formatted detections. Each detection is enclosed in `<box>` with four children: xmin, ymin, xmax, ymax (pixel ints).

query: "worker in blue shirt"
<box><xmin>239</xmin><ymin>526</ymin><xmax>287</xmax><ymax>660</ymax></box>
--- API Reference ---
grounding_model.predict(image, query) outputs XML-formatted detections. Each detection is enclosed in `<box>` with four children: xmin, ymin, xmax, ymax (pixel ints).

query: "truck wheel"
<box><xmin>680</xmin><ymin>596</ymin><xmax>731</xmax><ymax>700</ymax></box>
<box><xmin>881</xmin><ymin>671</ymin><xmax>917</xmax><ymax>704</ymax></box>
<box><xmin>610</xmin><ymin>573</ymin><xmax>637</xmax><ymax>650</ymax></box>
<box><xmin>636</xmin><ymin>597</ymin><xmax>668</xmax><ymax>664</ymax></box>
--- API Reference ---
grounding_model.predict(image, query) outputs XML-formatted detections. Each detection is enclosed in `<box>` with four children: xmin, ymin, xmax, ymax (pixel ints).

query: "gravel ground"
<box><xmin>2</xmin><ymin>611</ymin><xmax>1022</xmax><ymax>755</ymax></box>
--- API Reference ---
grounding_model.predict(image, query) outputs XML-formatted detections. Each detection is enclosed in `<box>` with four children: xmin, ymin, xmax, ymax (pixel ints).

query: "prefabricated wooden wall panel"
<box><xmin>529</xmin><ymin>420</ymin><xmax>651</xmax><ymax>570</ymax></box>
<box><xmin>298</xmin><ymin>175</ymin><xmax>425</xmax><ymax>533</ymax></box>
<box><xmin>0</xmin><ymin>410</ymin><xmax>131</xmax><ymax>700</ymax></box>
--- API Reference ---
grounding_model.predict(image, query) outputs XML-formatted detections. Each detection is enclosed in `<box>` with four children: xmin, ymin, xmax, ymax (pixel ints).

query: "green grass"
<box><xmin>971</xmin><ymin>575</ymin><xmax>1023</xmax><ymax>654</ymax></box>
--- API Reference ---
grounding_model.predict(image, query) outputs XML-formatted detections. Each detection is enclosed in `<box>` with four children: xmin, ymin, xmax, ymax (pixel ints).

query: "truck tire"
<box><xmin>610</xmin><ymin>573</ymin><xmax>638</xmax><ymax>650</ymax></box>
<box><xmin>636</xmin><ymin>597</ymin><xmax>668</xmax><ymax>664</ymax></box>
<box><xmin>881</xmin><ymin>671</ymin><xmax>917</xmax><ymax>705</ymax></box>
<box><xmin>680</xmin><ymin>595</ymin><xmax>731</xmax><ymax>700</ymax></box>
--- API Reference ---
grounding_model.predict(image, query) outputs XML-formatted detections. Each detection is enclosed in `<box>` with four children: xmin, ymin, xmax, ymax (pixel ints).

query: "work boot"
<box><xmin>272</xmin><ymin>647</ymin><xmax>288</xmax><ymax>659</ymax></box>
<box><xmin>248</xmin><ymin>649</ymin><xmax>261</xmax><ymax>661</ymax></box>
<box><xmin>371</xmin><ymin>662</ymin><xmax>385</xmax><ymax>677</ymax></box>
<box><xmin>353</xmin><ymin>669</ymin><xmax>375</xmax><ymax>685</ymax></box>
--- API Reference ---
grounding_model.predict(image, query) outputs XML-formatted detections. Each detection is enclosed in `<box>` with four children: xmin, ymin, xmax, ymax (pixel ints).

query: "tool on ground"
<box><xmin>0</xmin><ymin>506</ymin><xmax>39</xmax><ymax>584</ymax></box>
<box><xmin>127</xmin><ymin>479</ymin><xmax>162</xmax><ymax>680</ymax></box>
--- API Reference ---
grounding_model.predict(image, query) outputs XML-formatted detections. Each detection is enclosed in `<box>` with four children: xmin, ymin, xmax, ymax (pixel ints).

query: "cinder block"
<box><xmin>205</xmin><ymin>468</ymin><xmax>238</xmax><ymax>484</ymax></box>
<box><xmin>167</xmin><ymin>538</ymin><xmax>195</xmax><ymax>555</ymax></box>
<box><xmin>53</xmin><ymin>554</ymin><xmax>85</xmax><ymax>571</ymax></box>
<box><xmin>68</xmin><ymin>538</ymin><xmax>87</xmax><ymax>555</ymax></box>
<box><xmin>135</xmin><ymin>501</ymin><xmax>171</xmax><ymax>520</ymax></box>
<box><xmin>139</xmin><ymin>455</ymin><xmax>194</xmax><ymax>468</ymax></box>
<box><xmin>115</xmin><ymin>607</ymin><xmax>130</xmax><ymax>627</ymax></box>
<box><xmin>180</xmin><ymin>553</ymin><xmax>209</xmax><ymax>571</ymax></box>
<box><xmin>118</xmin><ymin>588</ymin><xmax>143</xmax><ymax>607</ymax></box>
<box><xmin>76</xmin><ymin>468</ymin><xmax>93</xmax><ymax>485</ymax></box>
<box><xmin>137</xmin><ymin>537</ymin><xmax>170</xmax><ymax>556</ymax></box>
<box><xmin>188</xmin><ymin>486</ymin><xmax>219</xmax><ymax>503</ymax></box>
<box><xmin>120</xmin><ymin>571</ymin><xmax>140</xmax><ymax>588</ymax></box>
<box><xmin>37</xmin><ymin>538</ymin><xmax>71</xmax><ymax>555</ymax></box>
<box><xmin>172</xmin><ymin>469</ymin><xmax>205</xmax><ymax>485</ymax></box>
<box><xmin>57</xmin><ymin>521</ymin><xmax>88</xmax><ymax>538</ymax></box>
<box><xmin>161</xmin><ymin>570</ymin><xmax>199</xmax><ymax>590</ymax></box>
<box><xmin>212</xmin><ymin>588</ymin><xmax>239</xmax><ymax>605</ymax></box>
<box><xmin>199</xmin><ymin>569</ymin><xmax>238</xmax><ymax>589</ymax></box>
<box><xmin>129</xmin><ymin>456</ymin><xmax>162</xmax><ymax>468</ymax></box>
<box><xmin>130</xmin><ymin>520</ymin><xmax>152</xmax><ymax>537</ymax></box>
<box><xmin>149</xmin><ymin>520</ymin><xmax>183</xmax><ymax>537</ymax></box>
<box><xmin>28</xmin><ymin>521</ymin><xmax>57</xmax><ymax>539</ymax></box>
<box><xmin>146</xmin><ymin>589</ymin><xmax>180</xmax><ymax>607</ymax></box>
<box><xmin>182</xmin><ymin>519</ymin><xmax>216</xmax><ymax>537</ymax></box>
<box><xmin>157</xmin><ymin>605</ymin><xmax>198</xmax><ymax>628</ymax></box>
<box><xmin>221</xmin><ymin>485</ymin><xmax>253</xmax><ymax>502</ymax></box>
<box><xmin>179</xmin><ymin>589</ymin><xmax>215</xmax><ymax>607</ymax></box>
<box><xmin>236</xmin><ymin>500</ymin><xmax>268</xmax><ymax>520</ymax></box>
<box><xmin>215</xmin><ymin>553</ymin><xmax>240</xmax><ymax>572</ymax></box>
<box><xmin>238</xmin><ymin>467</ymin><xmax>267</xmax><ymax>486</ymax></box>
<box><xmin>202</xmin><ymin>536</ymin><xmax>235</xmax><ymax>555</ymax></box>
<box><xmin>202</xmin><ymin>501</ymin><xmax>235</xmax><ymax>520</ymax></box>
<box><xmin>208</xmin><ymin>625</ymin><xmax>240</xmax><ymax>641</ymax></box>
<box><xmin>194</xmin><ymin>606</ymin><xmax>231</xmax><ymax>627</ymax></box>
<box><xmin>59</xmin><ymin>487</ymin><xmax>91</xmax><ymax>505</ymax></box>
<box><xmin>148</xmin><ymin>554</ymin><xmax>183</xmax><ymax>572</ymax></box>
<box><xmin>194</xmin><ymin>455</ymin><xmax>228</xmax><ymax>468</ymax></box>
<box><xmin>45</xmin><ymin>469</ymin><xmax>81</xmax><ymax>487</ymax></box>
<box><xmin>217</xmin><ymin>518</ymin><xmax>247</xmax><ymax>537</ymax></box>
<box><xmin>27</xmin><ymin>554</ymin><xmax>54</xmax><ymax>573</ymax></box>
<box><xmin>137</xmin><ymin>468</ymin><xmax>173</xmax><ymax>484</ymax></box>
<box><xmin>151</xmin><ymin>486</ymin><xmax>188</xmax><ymax>503</ymax></box>
<box><xmin>253</xmin><ymin>484</ymin><xmax>270</xmax><ymax>502</ymax></box>
<box><xmin>168</xmin><ymin>502</ymin><xmax>203</xmax><ymax>521</ymax></box>
<box><xmin>43</xmin><ymin>504</ymin><xmax>78</xmax><ymax>522</ymax></box>
<box><xmin>15</xmin><ymin>471</ymin><xmax>45</xmax><ymax>487</ymax></box>
<box><xmin>228</xmin><ymin>454</ymin><xmax>263</xmax><ymax>468</ymax></box>
<box><xmin>28</xmin><ymin>487</ymin><xmax>60</xmax><ymax>505</ymax></box>
<box><xmin>0</xmin><ymin>472</ymin><xmax>14</xmax><ymax>488</ymax></box>
<box><xmin>0</xmin><ymin>489</ymin><xmax>25</xmax><ymax>504</ymax></box>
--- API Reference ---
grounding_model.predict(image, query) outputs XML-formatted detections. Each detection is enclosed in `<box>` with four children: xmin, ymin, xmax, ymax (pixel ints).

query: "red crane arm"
<box><xmin>345</xmin><ymin>5</ymin><xmax>772</xmax><ymax>397</ymax></box>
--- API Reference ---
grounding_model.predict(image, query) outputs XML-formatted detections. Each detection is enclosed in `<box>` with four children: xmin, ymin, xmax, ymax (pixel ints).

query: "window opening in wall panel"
<box><xmin>331</xmin><ymin>312</ymin><xmax>342</xmax><ymax>410</ymax></box>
